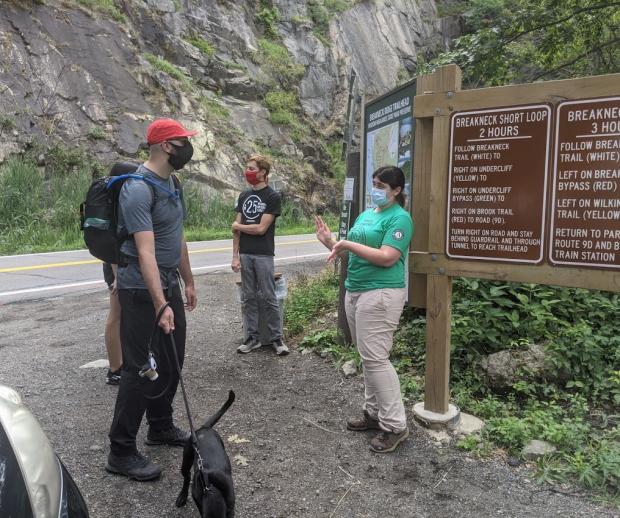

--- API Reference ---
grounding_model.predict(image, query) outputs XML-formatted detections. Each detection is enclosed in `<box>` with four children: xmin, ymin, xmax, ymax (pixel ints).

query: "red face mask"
<box><xmin>244</xmin><ymin>169</ymin><xmax>262</xmax><ymax>185</ymax></box>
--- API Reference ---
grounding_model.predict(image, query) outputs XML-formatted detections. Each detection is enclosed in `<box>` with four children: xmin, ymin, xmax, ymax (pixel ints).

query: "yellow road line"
<box><xmin>0</xmin><ymin>239</ymin><xmax>318</xmax><ymax>273</ymax></box>
<box><xmin>0</xmin><ymin>259</ymin><xmax>102</xmax><ymax>272</ymax></box>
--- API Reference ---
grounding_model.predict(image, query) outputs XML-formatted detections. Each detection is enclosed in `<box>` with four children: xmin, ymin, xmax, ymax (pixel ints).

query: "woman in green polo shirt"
<box><xmin>315</xmin><ymin>166</ymin><xmax>413</xmax><ymax>453</ymax></box>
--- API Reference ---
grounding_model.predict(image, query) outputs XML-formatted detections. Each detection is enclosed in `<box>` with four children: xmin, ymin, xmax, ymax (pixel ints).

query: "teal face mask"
<box><xmin>371</xmin><ymin>187</ymin><xmax>389</xmax><ymax>207</ymax></box>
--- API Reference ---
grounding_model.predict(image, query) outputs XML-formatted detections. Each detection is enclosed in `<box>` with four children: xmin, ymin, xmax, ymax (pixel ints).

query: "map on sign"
<box><xmin>365</xmin><ymin>122</ymin><xmax>399</xmax><ymax>202</ymax></box>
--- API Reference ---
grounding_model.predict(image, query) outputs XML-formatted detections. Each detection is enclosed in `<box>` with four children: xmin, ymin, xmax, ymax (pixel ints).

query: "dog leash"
<box><xmin>154</xmin><ymin>302</ymin><xmax>211</xmax><ymax>493</ymax></box>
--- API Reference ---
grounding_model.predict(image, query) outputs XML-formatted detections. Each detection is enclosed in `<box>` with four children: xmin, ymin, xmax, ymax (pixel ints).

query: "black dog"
<box><xmin>175</xmin><ymin>390</ymin><xmax>235</xmax><ymax>517</ymax></box>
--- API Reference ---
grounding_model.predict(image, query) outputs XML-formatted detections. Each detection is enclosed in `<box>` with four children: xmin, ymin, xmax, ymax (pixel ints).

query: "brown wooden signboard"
<box><xmin>549</xmin><ymin>96</ymin><xmax>620</xmax><ymax>269</ymax></box>
<box><xmin>447</xmin><ymin>105</ymin><xmax>552</xmax><ymax>263</ymax></box>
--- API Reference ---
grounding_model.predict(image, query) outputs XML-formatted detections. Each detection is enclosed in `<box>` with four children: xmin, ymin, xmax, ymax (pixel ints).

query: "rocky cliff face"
<box><xmin>0</xmin><ymin>0</ymin><xmax>444</xmax><ymax>204</ymax></box>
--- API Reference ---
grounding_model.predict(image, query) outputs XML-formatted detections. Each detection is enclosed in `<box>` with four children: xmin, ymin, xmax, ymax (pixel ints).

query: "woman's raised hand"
<box><xmin>315</xmin><ymin>215</ymin><xmax>333</xmax><ymax>247</ymax></box>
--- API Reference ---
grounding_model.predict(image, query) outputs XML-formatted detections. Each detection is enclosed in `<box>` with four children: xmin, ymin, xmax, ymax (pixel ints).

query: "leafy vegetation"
<box><xmin>75</xmin><ymin>0</ymin><xmax>125</xmax><ymax>22</ymax></box>
<box><xmin>87</xmin><ymin>126</ymin><xmax>106</xmax><ymax>140</ymax></box>
<box><xmin>144</xmin><ymin>53</ymin><xmax>190</xmax><ymax>84</ymax></box>
<box><xmin>285</xmin><ymin>272</ymin><xmax>620</xmax><ymax>505</ymax></box>
<box><xmin>201</xmin><ymin>96</ymin><xmax>230</xmax><ymax>121</ymax></box>
<box><xmin>0</xmin><ymin>115</ymin><xmax>16</xmax><ymax>132</ymax></box>
<box><xmin>284</xmin><ymin>269</ymin><xmax>339</xmax><ymax>335</ymax></box>
<box><xmin>264</xmin><ymin>91</ymin><xmax>300</xmax><ymax>126</ymax></box>
<box><xmin>307</xmin><ymin>0</ymin><xmax>356</xmax><ymax>44</ymax></box>
<box><xmin>423</xmin><ymin>0</ymin><xmax>620</xmax><ymax>86</ymax></box>
<box><xmin>186</xmin><ymin>36</ymin><xmax>217</xmax><ymax>58</ymax></box>
<box><xmin>262</xmin><ymin>89</ymin><xmax>310</xmax><ymax>143</ymax></box>
<box><xmin>255</xmin><ymin>0</ymin><xmax>281</xmax><ymax>40</ymax></box>
<box><xmin>0</xmin><ymin>147</ymin><xmax>336</xmax><ymax>254</ymax></box>
<box><xmin>326</xmin><ymin>140</ymin><xmax>346</xmax><ymax>184</ymax></box>
<box><xmin>253</xmin><ymin>39</ymin><xmax>305</xmax><ymax>88</ymax></box>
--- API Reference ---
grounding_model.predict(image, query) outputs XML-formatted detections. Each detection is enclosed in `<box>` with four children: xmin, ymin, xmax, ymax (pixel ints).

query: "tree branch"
<box><xmin>531</xmin><ymin>36</ymin><xmax>620</xmax><ymax>81</ymax></box>
<box><xmin>502</xmin><ymin>1</ymin><xmax>620</xmax><ymax>46</ymax></box>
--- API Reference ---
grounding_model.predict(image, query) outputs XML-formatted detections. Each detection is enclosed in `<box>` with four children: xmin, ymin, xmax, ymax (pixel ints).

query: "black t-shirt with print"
<box><xmin>235</xmin><ymin>186</ymin><xmax>281</xmax><ymax>256</ymax></box>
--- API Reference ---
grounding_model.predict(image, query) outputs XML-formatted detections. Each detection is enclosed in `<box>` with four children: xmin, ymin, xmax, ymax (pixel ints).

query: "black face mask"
<box><xmin>166</xmin><ymin>141</ymin><xmax>194</xmax><ymax>170</ymax></box>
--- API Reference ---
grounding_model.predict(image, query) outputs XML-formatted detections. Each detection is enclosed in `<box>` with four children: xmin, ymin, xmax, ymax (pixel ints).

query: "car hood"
<box><xmin>0</xmin><ymin>385</ymin><xmax>61</xmax><ymax>518</ymax></box>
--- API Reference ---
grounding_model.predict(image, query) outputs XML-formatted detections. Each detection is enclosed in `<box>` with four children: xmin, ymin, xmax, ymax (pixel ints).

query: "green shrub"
<box><xmin>186</xmin><ymin>36</ymin><xmax>216</xmax><ymax>58</ymax></box>
<box><xmin>284</xmin><ymin>269</ymin><xmax>339</xmax><ymax>335</ymax></box>
<box><xmin>0</xmin><ymin>148</ymin><xmax>96</xmax><ymax>254</ymax></box>
<box><xmin>201</xmin><ymin>96</ymin><xmax>230</xmax><ymax>121</ymax></box>
<box><xmin>253</xmin><ymin>39</ymin><xmax>305</xmax><ymax>88</ymax></box>
<box><xmin>87</xmin><ymin>126</ymin><xmax>106</xmax><ymax>140</ymax></box>
<box><xmin>264</xmin><ymin>91</ymin><xmax>300</xmax><ymax>126</ymax></box>
<box><xmin>144</xmin><ymin>53</ymin><xmax>190</xmax><ymax>84</ymax></box>
<box><xmin>284</xmin><ymin>270</ymin><xmax>620</xmax><ymax>502</ymax></box>
<box><xmin>307</xmin><ymin>0</ymin><xmax>354</xmax><ymax>45</ymax></box>
<box><xmin>0</xmin><ymin>115</ymin><xmax>16</xmax><ymax>132</ymax></box>
<box><xmin>224</xmin><ymin>60</ymin><xmax>247</xmax><ymax>71</ymax></box>
<box><xmin>76</xmin><ymin>0</ymin><xmax>125</xmax><ymax>22</ymax></box>
<box><xmin>256</xmin><ymin>2</ymin><xmax>281</xmax><ymax>40</ymax></box>
<box><xmin>326</xmin><ymin>140</ymin><xmax>346</xmax><ymax>183</ymax></box>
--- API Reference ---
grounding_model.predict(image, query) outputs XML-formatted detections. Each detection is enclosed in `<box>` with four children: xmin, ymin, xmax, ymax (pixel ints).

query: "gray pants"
<box><xmin>240</xmin><ymin>253</ymin><xmax>281</xmax><ymax>343</ymax></box>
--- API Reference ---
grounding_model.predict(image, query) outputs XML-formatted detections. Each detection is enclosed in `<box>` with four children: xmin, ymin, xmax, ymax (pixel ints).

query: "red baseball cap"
<box><xmin>146</xmin><ymin>118</ymin><xmax>198</xmax><ymax>145</ymax></box>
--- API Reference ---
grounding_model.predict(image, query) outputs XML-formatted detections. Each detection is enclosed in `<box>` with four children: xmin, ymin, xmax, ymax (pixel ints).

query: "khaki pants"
<box><xmin>345</xmin><ymin>288</ymin><xmax>407</xmax><ymax>433</ymax></box>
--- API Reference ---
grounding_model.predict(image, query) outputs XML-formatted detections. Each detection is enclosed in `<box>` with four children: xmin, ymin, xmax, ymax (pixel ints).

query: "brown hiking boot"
<box><xmin>346</xmin><ymin>411</ymin><xmax>381</xmax><ymax>431</ymax></box>
<box><xmin>369</xmin><ymin>427</ymin><xmax>410</xmax><ymax>453</ymax></box>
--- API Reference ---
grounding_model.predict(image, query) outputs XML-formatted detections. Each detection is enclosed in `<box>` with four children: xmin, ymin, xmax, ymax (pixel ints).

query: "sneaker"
<box><xmin>105</xmin><ymin>451</ymin><xmax>161</xmax><ymax>481</ymax></box>
<box><xmin>145</xmin><ymin>424</ymin><xmax>190</xmax><ymax>447</ymax></box>
<box><xmin>106</xmin><ymin>368</ymin><xmax>121</xmax><ymax>386</ymax></box>
<box><xmin>346</xmin><ymin>410</ymin><xmax>381</xmax><ymax>432</ymax></box>
<box><xmin>369</xmin><ymin>427</ymin><xmax>410</xmax><ymax>453</ymax></box>
<box><xmin>271</xmin><ymin>339</ymin><xmax>289</xmax><ymax>356</ymax></box>
<box><xmin>237</xmin><ymin>337</ymin><xmax>261</xmax><ymax>354</ymax></box>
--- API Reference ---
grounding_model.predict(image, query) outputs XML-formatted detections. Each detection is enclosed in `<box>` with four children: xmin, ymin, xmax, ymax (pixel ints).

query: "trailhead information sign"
<box><xmin>363</xmin><ymin>80</ymin><xmax>415</xmax><ymax>210</ymax></box>
<box><xmin>549</xmin><ymin>97</ymin><xmax>620</xmax><ymax>269</ymax></box>
<box><xmin>447</xmin><ymin>105</ymin><xmax>552</xmax><ymax>263</ymax></box>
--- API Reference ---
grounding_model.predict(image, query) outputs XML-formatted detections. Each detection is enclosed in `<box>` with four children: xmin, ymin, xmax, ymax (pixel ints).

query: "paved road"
<box><xmin>0</xmin><ymin>234</ymin><xmax>327</xmax><ymax>303</ymax></box>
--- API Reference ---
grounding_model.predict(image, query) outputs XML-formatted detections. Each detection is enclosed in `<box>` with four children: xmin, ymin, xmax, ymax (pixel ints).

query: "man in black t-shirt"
<box><xmin>231</xmin><ymin>154</ymin><xmax>288</xmax><ymax>356</ymax></box>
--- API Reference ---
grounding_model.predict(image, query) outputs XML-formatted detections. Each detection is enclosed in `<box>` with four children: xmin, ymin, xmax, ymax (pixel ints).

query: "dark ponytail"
<box><xmin>372</xmin><ymin>166</ymin><xmax>406</xmax><ymax>207</ymax></box>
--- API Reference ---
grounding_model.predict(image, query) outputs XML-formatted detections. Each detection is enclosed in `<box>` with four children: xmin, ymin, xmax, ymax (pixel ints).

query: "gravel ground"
<box><xmin>0</xmin><ymin>260</ymin><xmax>616</xmax><ymax>518</ymax></box>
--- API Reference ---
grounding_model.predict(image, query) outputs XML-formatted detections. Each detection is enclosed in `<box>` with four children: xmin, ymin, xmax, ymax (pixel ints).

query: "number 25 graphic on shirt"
<box><xmin>242</xmin><ymin>195</ymin><xmax>267</xmax><ymax>222</ymax></box>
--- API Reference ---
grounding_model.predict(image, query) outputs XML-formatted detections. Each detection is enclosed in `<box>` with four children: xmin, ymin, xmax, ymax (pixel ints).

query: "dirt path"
<box><xmin>0</xmin><ymin>260</ymin><xmax>615</xmax><ymax>518</ymax></box>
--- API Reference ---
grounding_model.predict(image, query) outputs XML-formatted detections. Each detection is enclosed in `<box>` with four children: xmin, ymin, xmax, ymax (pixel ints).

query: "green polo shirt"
<box><xmin>344</xmin><ymin>204</ymin><xmax>413</xmax><ymax>292</ymax></box>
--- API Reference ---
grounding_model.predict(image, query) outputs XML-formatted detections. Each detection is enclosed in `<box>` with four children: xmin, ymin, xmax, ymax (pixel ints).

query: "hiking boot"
<box><xmin>271</xmin><ymin>339</ymin><xmax>289</xmax><ymax>356</ymax></box>
<box><xmin>145</xmin><ymin>424</ymin><xmax>190</xmax><ymax>447</ymax></box>
<box><xmin>237</xmin><ymin>337</ymin><xmax>261</xmax><ymax>354</ymax></box>
<box><xmin>106</xmin><ymin>368</ymin><xmax>121</xmax><ymax>386</ymax></box>
<box><xmin>105</xmin><ymin>452</ymin><xmax>161</xmax><ymax>481</ymax></box>
<box><xmin>346</xmin><ymin>411</ymin><xmax>381</xmax><ymax>432</ymax></box>
<box><xmin>369</xmin><ymin>427</ymin><xmax>410</xmax><ymax>453</ymax></box>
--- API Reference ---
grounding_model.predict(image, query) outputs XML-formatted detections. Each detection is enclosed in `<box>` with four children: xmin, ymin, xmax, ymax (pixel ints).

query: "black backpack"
<box><xmin>80</xmin><ymin>163</ymin><xmax>181</xmax><ymax>264</ymax></box>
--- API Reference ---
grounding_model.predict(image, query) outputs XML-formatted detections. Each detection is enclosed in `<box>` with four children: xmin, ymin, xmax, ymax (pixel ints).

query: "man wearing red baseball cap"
<box><xmin>106</xmin><ymin>117</ymin><xmax>198</xmax><ymax>481</ymax></box>
<box><xmin>147</xmin><ymin>118</ymin><xmax>198</xmax><ymax>145</ymax></box>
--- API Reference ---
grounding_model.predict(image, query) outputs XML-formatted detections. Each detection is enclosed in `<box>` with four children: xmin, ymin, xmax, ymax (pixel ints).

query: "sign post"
<box><xmin>337</xmin><ymin>152</ymin><xmax>361</xmax><ymax>346</ymax></box>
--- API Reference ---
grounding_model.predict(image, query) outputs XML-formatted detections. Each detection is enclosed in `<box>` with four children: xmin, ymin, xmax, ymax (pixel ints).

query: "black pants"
<box><xmin>108</xmin><ymin>285</ymin><xmax>186</xmax><ymax>456</ymax></box>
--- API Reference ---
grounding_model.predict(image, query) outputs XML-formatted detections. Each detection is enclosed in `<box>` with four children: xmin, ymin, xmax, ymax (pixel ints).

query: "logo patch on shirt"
<box><xmin>242</xmin><ymin>195</ymin><xmax>266</xmax><ymax>222</ymax></box>
<box><xmin>392</xmin><ymin>229</ymin><xmax>405</xmax><ymax>241</ymax></box>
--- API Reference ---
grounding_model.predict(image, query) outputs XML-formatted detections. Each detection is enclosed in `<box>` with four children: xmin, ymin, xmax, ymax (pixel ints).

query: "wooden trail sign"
<box><xmin>447</xmin><ymin>105</ymin><xmax>551</xmax><ymax>263</ymax></box>
<box><xmin>550</xmin><ymin>97</ymin><xmax>620</xmax><ymax>269</ymax></box>
<box><xmin>409</xmin><ymin>65</ymin><xmax>620</xmax><ymax>420</ymax></box>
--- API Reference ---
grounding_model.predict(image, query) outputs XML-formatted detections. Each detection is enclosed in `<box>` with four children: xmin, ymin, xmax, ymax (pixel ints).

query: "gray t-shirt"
<box><xmin>116</xmin><ymin>165</ymin><xmax>185</xmax><ymax>289</ymax></box>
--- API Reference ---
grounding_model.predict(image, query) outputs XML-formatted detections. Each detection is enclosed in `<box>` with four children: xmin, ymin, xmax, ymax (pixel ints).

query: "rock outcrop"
<box><xmin>0</xmin><ymin>0</ymin><xmax>446</xmax><ymax>203</ymax></box>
